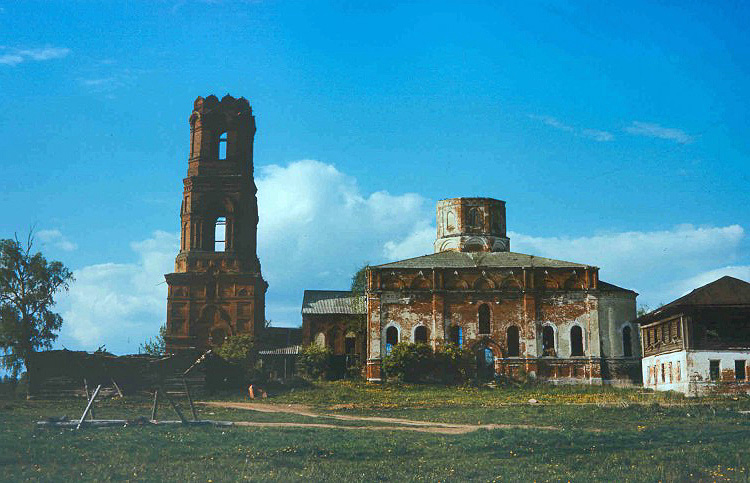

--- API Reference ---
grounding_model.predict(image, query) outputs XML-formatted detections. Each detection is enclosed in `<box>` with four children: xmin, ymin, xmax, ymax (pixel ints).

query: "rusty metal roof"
<box><xmin>301</xmin><ymin>290</ymin><xmax>366</xmax><ymax>315</ymax></box>
<box><xmin>374</xmin><ymin>250</ymin><xmax>592</xmax><ymax>270</ymax></box>
<box><xmin>637</xmin><ymin>276</ymin><xmax>750</xmax><ymax>326</ymax></box>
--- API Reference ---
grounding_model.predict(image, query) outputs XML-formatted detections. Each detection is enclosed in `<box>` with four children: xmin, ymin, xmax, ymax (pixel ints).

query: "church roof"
<box><xmin>637</xmin><ymin>276</ymin><xmax>750</xmax><ymax>325</ymax></box>
<box><xmin>301</xmin><ymin>290</ymin><xmax>366</xmax><ymax>315</ymax></box>
<box><xmin>374</xmin><ymin>250</ymin><xmax>592</xmax><ymax>270</ymax></box>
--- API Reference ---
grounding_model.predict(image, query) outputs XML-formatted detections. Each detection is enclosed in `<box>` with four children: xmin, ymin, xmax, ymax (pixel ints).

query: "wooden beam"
<box><xmin>83</xmin><ymin>379</ymin><xmax>95</xmax><ymax>420</ymax></box>
<box><xmin>111</xmin><ymin>378</ymin><xmax>124</xmax><ymax>398</ymax></box>
<box><xmin>159</xmin><ymin>385</ymin><xmax>187</xmax><ymax>424</ymax></box>
<box><xmin>151</xmin><ymin>389</ymin><xmax>159</xmax><ymax>421</ymax></box>
<box><xmin>76</xmin><ymin>384</ymin><xmax>102</xmax><ymax>430</ymax></box>
<box><xmin>183</xmin><ymin>378</ymin><xmax>198</xmax><ymax>420</ymax></box>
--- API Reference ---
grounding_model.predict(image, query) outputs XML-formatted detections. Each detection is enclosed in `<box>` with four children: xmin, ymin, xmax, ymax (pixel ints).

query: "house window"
<box><xmin>506</xmin><ymin>326</ymin><xmax>520</xmax><ymax>357</ymax></box>
<box><xmin>542</xmin><ymin>325</ymin><xmax>555</xmax><ymax>356</ymax></box>
<box><xmin>218</xmin><ymin>131</ymin><xmax>228</xmax><ymax>160</ymax></box>
<box><xmin>478</xmin><ymin>304</ymin><xmax>490</xmax><ymax>335</ymax></box>
<box><xmin>668</xmin><ymin>362</ymin><xmax>673</xmax><ymax>383</ymax></box>
<box><xmin>623</xmin><ymin>326</ymin><xmax>633</xmax><ymax>357</ymax></box>
<box><xmin>709</xmin><ymin>360</ymin><xmax>720</xmax><ymax>381</ymax></box>
<box><xmin>570</xmin><ymin>326</ymin><xmax>584</xmax><ymax>356</ymax></box>
<box><xmin>214</xmin><ymin>217</ymin><xmax>227</xmax><ymax>252</ymax></box>
<box><xmin>345</xmin><ymin>335</ymin><xmax>356</xmax><ymax>355</ymax></box>
<box><xmin>414</xmin><ymin>325</ymin><xmax>428</xmax><ymax>344</ymax></box>
<box><xmin>736</xmin><ymin>360</ymin><xmax>746</xmax><ymax>381</ymax></box>
<box><xmin>448</xmin><ymin>325</ymin><xmax>463</xmax><ymax>347</ymax></box>
<box><xmin>676</xmin><ymin>361</ymin><xmax>681</xmax><ymax>382</ymax></box>
<box><xmin>385</xmin><ymin>326</ymin><xmax>398</xmax><ymax>355</ymax></box>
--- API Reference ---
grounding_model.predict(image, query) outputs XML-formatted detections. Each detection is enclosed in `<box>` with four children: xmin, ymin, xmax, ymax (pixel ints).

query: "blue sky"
<box><xmin>1</xmin><ymin>1</ymin><xmax>748</xmax><ymax>354</ymax></box>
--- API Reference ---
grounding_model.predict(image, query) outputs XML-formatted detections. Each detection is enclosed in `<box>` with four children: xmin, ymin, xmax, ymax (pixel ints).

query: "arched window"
<box><xmin>467</xmin><ymin>208</ymin><xmax>480</xmax><ymax>228</ymax></box>
<box><xmin>345</xmin><ymin>333</ymin><xmax>356</xmax><ymax>355</ymax></box>
<box><xmin>209</xmin><ymin>327</ymin><xmax>227</xmax><ymax>346</ymax></box>
<box><xmin>385</xmin><ymin>326</ymin><xmax>398</xmax><ymax>355</ymax></box>
<box><xmin>414</xmin><ymin>325</ymin><xmax>428</xmax><ymax>344</ymax></box>
<box><xmin>448</xmin><ymin>325</ymin><xmax>463</xmax><ymax>347</ymax></box>
<box><xmin>622</xmin><ymin>326</ymin><xmax>633</xmax><ymax>357</ymax></box>
<box><xmin>478</xmin><ymin>304</ymin><xmax>491</xmax><ymax>335</ymax></box>
<box><xmin>542</xmin><ymin>325</ymin><xmax>555</xmax><ymax>356</ymax></box>
<box><xmin>507</xmin><ymin>326</ymin><xmax>520</xmax><ymax>357</ymax></box>
<box><xmin>214</xmin><ymin>217</ymin><xmax>227</xmax><ymax>252</ymax></box>
<box><xmin>218</xmin><ymin>131</ymin><xmax>228</xmax><ymax>160</ymax></box>
<box><xmin>570</xmin><ymin>326</ymin><xmax>584</xmax><ymax>356</ymax></box>
<box><xmin>314</xmin><ymin>332</ymin><xmax>326</xmax><ymax>348</ymax></box>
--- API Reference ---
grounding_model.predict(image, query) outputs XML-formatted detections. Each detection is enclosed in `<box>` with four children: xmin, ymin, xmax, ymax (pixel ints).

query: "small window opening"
<box><xmin>478</xmin><ymin>304</ymin><xmax>490</xmax><ymax>335</ymax></box>
<box><xmin>622</xmin><ymin>326</ymin><xmax>633</xmax><ymax>357</ymax></box>
<box><xmin>214</xmin><ymin>217</ymin><xmax>226</xmax><ymax>252</ymax></box>
<box><xmin>669</xmin><ymin>362</ymin><xmax>673</xmax><ymax>383</ymax></box>
<box><xmin>448</xmin><ymin>325</ymin><xmax>463</xmax><ymax>347</ymax></box>
<box><xmin>414</xmin><ymin>326</ymin><xmax>428</xmax><ymax>344</ymax></box>
<box><xmin>542</xmin><ymin>325</ymin><xmax>555</xmax><ymax>356</ymax></box>
<box><xmin>386</xmin><ymin>326</ymin><xmax>398</xmax><ymax>355</ymax></box>
<box><xmin>218</xmin><ymin>131</ymin><xmax>227</xmax><ymax>160</ymax></box>
<box><xmin>661</xmin><ymin>363</ymin><xmax>665</xmax><ymax>383</ymax></box>
<box><xmin>676</xmin><ymin>361</ymin><xmax>681</xmax><ymax>382</ymax></box>
<box><xmin>735</xmin><ymin>360</ymin><xmax>746</xmax><ymax>381</ymax></box>
<box><xmin>506</xmin><ymin>326</ymin><xmax>520</xmax><ymax>357</ymax></box>
<box><xmin>467</xmin><ymin>208</ymin><xmax>480</xmax><ymax>228</ymax></box>
<box><xmin>709</xmin><ymin>360</ymin><xmax>720</xmax><ymax>381</ymax></box>
<box><xmin>570</xmin><ymin>326</ymin><xmax>584</xmax><ymax>356</ymax></box>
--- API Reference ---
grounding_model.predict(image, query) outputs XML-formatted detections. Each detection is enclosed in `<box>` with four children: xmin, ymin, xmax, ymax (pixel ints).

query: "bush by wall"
<box><xmin>297</xmin><ymin>344</ymin><xmax>331</xmax><ymax>380</ymax></box>
<box><xmin>382</xmin><ymin>342</ymin><xmax>476</xmax><ymax>384</ymax></box>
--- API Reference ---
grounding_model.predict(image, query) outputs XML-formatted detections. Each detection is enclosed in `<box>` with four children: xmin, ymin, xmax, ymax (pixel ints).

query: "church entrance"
<box><xmin>476</xmin><ymin>345</ymin><xmax>496</xmax><ymax>381</ymax></box>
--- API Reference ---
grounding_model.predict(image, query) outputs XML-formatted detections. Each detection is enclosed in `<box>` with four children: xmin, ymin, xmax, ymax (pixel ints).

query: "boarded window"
<box><xmin>507</xmin><ymin>326</ymin><xmax>520</xmax><ymax>357</ymax></box>
<box><xmin>448</xmin><ymin>325</ymin><xmax>462</xmax><ymax>347</ymax></box>
<box><xmin>414</xmin><ymin>325</ymin><xmax>428</xmax><ymax>344</ymax></box>
<box><xmin>623</xmin><ymin>326</ymin><xmax>633</xmax><ymax>357</ymax></box>
<box><xmin>542</xmin><ymin>326</ymin><xmax>555</xmax><ymax>355</ymax></box>
<box><xmin>676</xmin><ymin>361</ymin><xmax>681</xmax><ymax>382</ymax></box>
<box><xmin>385</xmin><ymin>326</ymin><xmax>398</xmax><ymax>355</ymax></box>
<box><xmin>478</xmin><ymin>304</ymin><xmax>490</xmax><ymax>335</ymax></box>
<box><xmin>214</xmin><ymin>217</ymin><xmax>227</xmax><ymax>252</ymax></box>
<box><xmin>709</xmin><ymin>360</ymin><xmax>720</xmax><ymax>381</ymax></box>
<box><xmin>736</xmin><ymin>360</ymin><xmax>746</xmax><ymax>381</ymax></box>
<box><xmin>669</xmin><ymin>362</ymin><xmax>673</xmax><ymax>383</ymax></box>
<box><xmin>570</xmin><ymin>326</ymin><xmax>584</xmax><ymax>356</ymax></box>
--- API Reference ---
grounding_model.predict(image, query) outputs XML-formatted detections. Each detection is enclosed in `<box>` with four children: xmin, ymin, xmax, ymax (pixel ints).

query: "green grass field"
<box><xmin>2</xmin><ymin>382</ymin><xmax>750</xmax><ymax>481</ymax></box>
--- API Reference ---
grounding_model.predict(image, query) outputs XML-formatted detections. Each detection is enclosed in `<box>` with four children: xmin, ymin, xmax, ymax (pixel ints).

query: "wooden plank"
<box><xmin>76</xmin><ymin>384</ymin><xmax>101</xmax><ymax>430</ymax></box>
<box><xmin>111</xmin><ymin>378</ymin><xmax>124</xmax><ymax>398</ymax></box>
<box><xmin>151</xmin><ymin>389</ymin><xmax>159</xmax><ymax>421</ymax></box>
<box><xmin>83</xmin><ymin>379</ymin><xmax>95</xmax><ymax>420</ymax></box>
<box><xmin>183</xmin><ymin>378</ymin><xmax>198</xmax><ymax>420</ymax></box>
<box><xmin>159</xmin><ymin>385</ymin><xmax>187</xmax><ymax>424</ymax></box>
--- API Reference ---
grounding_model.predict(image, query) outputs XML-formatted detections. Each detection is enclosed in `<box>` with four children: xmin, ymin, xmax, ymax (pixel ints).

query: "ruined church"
<box><xmin>164</xmin><ymin>95</ymin><xmax>267</xmax><ymax>352</ymax></box>
<box><xmin>365</xmin><ymin>197</ymin><xmax>641</xmax><ymax>383</ymax></box>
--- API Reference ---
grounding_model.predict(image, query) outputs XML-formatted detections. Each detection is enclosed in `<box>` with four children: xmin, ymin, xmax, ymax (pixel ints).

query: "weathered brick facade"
<box><xmin>165</xmin><ymin>95</ymin><xmax>268</xmax><ymax>352</ymax></box>
<box><xmin>366</xmin><ymin>197</ymin><xmax>640</xmax><ymax>383</ymax></box>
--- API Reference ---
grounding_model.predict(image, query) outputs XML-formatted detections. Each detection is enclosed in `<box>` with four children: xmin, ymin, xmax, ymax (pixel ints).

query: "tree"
<box><xmin>139</xmin><ymin>323</ymin><xmax>167</xmax><ymax>356</ymax></box>
<box><xmin>350</xmin><ymin>262</ymin><xmax>370</xmax><ymax>295</ymax></box>
<box><xmin>0</xmin><ymin>232</ymin><xmax>73</xmax><ymax>378</ymax></box>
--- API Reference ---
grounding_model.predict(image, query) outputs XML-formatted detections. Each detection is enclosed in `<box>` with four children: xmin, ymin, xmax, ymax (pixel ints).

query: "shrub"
<box><xmin>434</xmin><ymin>343</ymin><xmax>475</xmax><ymax>384</ymax></box>
<box><xmin>215</xmin><ymin>334</ymin><xmax>264</xmax><ymax>387</ymax></box>
<box><xmin>297</xmin><ymin>344</ymin><xmax>331</xmax><ymax>380</ymax></box>
<box><xmin>383</xmin><ymin>343</ymin><xmax>434</xmax><ymax>382</ymax></box>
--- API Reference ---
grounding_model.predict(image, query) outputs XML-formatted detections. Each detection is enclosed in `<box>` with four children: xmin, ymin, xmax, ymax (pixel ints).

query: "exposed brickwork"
<box><xmin>165</xmin><ymin>95</ymin><xmax>267</xmax><ymax>352</ymax></box>
<box><xmin>367</xmin><ymin>197</ymin><xmax>639</xmax><ymax>383</ymax></box>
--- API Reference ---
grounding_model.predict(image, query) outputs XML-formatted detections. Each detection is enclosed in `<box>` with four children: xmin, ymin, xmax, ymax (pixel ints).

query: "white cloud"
<box><xmin>36</xmin><ymin>229</ymin><xmax>78</xmax><ymax>252</ymax></box>
<box><xmin>256</xmin><ymin>160</ymin><xmax>432</xmax><ymax>323</ymax></box>
<box><xmin>56</xmin><ymin>231</ymin><xmax>178</xmax><ymax>354</ymax></box>
<box><xmin>625</xmin><ymin>121</ymin><xmax>692</xmax><ymax>144</ymax></box>
<box><xmin>530</xmin><ymin>115</ymin><xmax>614</xmax><ymax>142</ymax></box>
<box><xmin>582</xmin><ymin>129</ymin><xmax>614</xmax><ymax>142</ymax></box>
<box><xmin>0</xmin><ymin>46</ymin><xmax>69</xmax><ymax>66</ymax></box>
<box><xmin>510</xmin><ymin>224</ymin><xmax>745</xmax><ymax>306</ymax></box>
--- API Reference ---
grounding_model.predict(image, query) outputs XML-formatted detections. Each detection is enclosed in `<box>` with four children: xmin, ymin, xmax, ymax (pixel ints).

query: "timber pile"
<box><xmin>27</xmin><ymin>350</ymin><xmax>208</xmax><ymax>399</ymax></box>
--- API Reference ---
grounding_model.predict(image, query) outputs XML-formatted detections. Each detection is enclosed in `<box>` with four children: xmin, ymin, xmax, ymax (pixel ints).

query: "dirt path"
<box><xmin>199</xmin><ymin>401</ymin><xmax>561</xmax><ymax>434</ymax></box>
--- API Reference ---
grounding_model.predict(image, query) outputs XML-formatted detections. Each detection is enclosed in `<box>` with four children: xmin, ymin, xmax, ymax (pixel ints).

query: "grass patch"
<box><xmin>2</xmin><ymin>382</ymin><xmax>750</xmax><ymax>481</ymax></box>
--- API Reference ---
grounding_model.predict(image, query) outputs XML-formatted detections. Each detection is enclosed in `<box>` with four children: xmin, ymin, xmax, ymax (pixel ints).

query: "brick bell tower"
<box><xmin>165</xmin><ymin>94</ymin><xmax>268</xmax><ymax>353</ymax></box>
